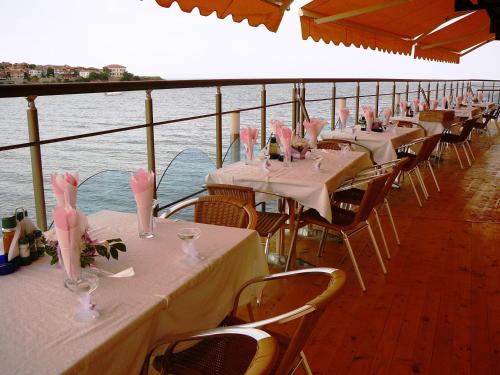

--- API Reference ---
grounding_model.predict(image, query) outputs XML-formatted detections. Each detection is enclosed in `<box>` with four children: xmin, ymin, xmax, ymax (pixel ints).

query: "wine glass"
<box><xmin>339</xmin><ymin>143</ymin><xmax>350</xmax><ymax>156</ymax></box>
<box><xmin>65</xmin><ymin>269</ymin><xmax>99</xmax><ymax>323</ymax></box>
<box><xmin>177</xmin><ymin>228</ymin><xmax>203</xmax><ymax>260</ymax></box>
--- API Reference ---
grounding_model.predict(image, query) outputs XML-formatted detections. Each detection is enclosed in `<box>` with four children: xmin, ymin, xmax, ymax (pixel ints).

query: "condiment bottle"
<box><xmin>27</xmin><ymin>233</ymin><xmax>38</xmax><ymax>261</ymax></box>
<box><xmin>19</xmin><ymin>237</ymin><xmax>31</xmax><ymax>266</ymax></box>
<box><xmin>2</xmin><ymin>216</ymin><xmax>17</xmax><ymax>260</ymax></box>
<box><xmin>34</xmin><ymin>230</ymin><xmax>44</xmax><ymax>257</ymax></box>
<box><xmin>269</xmin><ymin>134</ymin><xmax>279</xmax><ymax>159</ymax></box>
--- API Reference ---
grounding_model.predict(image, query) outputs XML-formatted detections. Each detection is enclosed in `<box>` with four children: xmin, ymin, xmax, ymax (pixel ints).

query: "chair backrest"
<box><xmin>353</xmin><ymin>173</ymin><xmax>391</xmax><ymax>223</ymax></box>
<box><xmin>317</xmin><ymin>139</ymin><xmax>352</xmax><ymax>151</ymax></box>
<box><xmin>456</xmin><ymin>119</ymin><xmax>476</xmax><ymax>142</ymax></box>
<box><xmin>377</xmin><ymin>158</ymin><xmax>409</xmax><ymax>205</ymax></box>
<box><xmin>229</xmin><ymin>268</ymin><xmax>346</xmax><ymax>375</ymax></box>
<box><xmin>412</xmin><ymin>133</ymin><xmax>442</xmax><ymax>165</ymax></box>
<box><xmin>163</xmin><ymin>195</ymin><xmax>257</xmax><ymax>229</ymax></box>
<box><xmin>207</xmin><ymin>184</ymin><xmax>256</xmax><ymax>207</ymax></box>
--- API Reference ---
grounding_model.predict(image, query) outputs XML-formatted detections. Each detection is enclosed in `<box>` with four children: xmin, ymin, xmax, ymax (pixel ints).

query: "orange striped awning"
<box><xmin>300</xmin><ymin>0</ymin><xmax>467</xmax><ymax>56</ymax></box>
<box><xmin>414</xmin><ymin>10</ymin><xmax>495</xmax><ymax>64</ymax></box>
<box><xmin>155</xmin><ymin>0</ymin><xmax>293</xmax><ymax>32</ymax></box>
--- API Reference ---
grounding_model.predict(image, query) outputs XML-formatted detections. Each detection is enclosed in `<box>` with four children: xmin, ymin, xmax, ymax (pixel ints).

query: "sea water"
<box><xmin>0</xmin><ymin>82</ymin><xmax>409</xmax><ymax>220</ymax></box>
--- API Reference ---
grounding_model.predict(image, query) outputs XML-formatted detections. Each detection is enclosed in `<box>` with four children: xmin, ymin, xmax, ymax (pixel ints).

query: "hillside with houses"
<box><xmin>0</xmin><ymin>63</ymin><xmax>159</xmax><ymax>84</ymax></box>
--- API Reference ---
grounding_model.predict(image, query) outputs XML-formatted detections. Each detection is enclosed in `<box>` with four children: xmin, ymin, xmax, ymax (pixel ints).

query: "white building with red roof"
<box><xmin>103</xmin><ymin>64</ymin><xmax>126</xmax><ymax>79</ymax></box>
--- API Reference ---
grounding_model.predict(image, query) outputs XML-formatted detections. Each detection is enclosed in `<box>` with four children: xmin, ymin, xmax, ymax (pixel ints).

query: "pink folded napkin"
<box><xmin>399</xmin><ymin>101</ymin><xmax>408</xmax><ymax>114</ymax></box>
<box><xmin>361</xmin><ymin>105</ymin><xmax>373</xmax><ymax>115</ymax></box>
<box><xmin>365</xmin><ymin>109</ymin><xmax>374</xmax><ymax>132</ymax></box>
<box><xmin>303</xmin><ymin>118</ymin><xmax>327</xmax><ymax>148</ymax></box>
<box><xmin>270</xmin><ymin>119</ymin><xmax>284</xmax><ymax>135</ymax></box>
<box><xmin>339</xmin><ymin>108</ymin><xmax>349</xmax><ymax>129</ymax></box>
<box><xmin>456</xmin><ymin>96</ymin><xmax>463</xmax><ymax>107</ymax></box>
<box><xmin>441</xmin><ymin>97</ymin><xmax>447</xmax><ymax>109</ymax></box>
<box><xmin>130</xmin><ymin>168</ymin><xmax>155</xmax><ymax>234</ymax></box>
<box><xmin>53</xmin><ymin>204</ymin><xmax>87</xmax><ymax>281</ymax></box>
<box><xmin>51</xmin><ymin>172</ymin><xmax>79</xmax><ymax>208</ymax></box>
<box><xmin>240</xmin><ymin>127</ymin><xmax>258</xmax><ymax>161</ymax></box>
<box><xmin>277</xmin><ymin>127</ymin><xmax>292</xmax><ymax>158</ymax></box>
<box><xmin>413</xmin><ymin>98</ymin><xmax>420</xmax><ymax>112</ymax></box>
<box><xmin>478</xmin><ymin>92</ymin><xmax>483</xmax><ymax>102</ymax></box>
<box><xmin>382</xmin><ymin>107</ymin><xmax>392</xmax><ymax>125</ymax></box>
<box><xmin>446</xmin><ymin>95</ymin><xmax>452</xmax><ymax>108</ymax></box>
<box><xmin>430</xmin><ymin>100</ymin><xmax>439</xmax><ymax>110</ymax></box>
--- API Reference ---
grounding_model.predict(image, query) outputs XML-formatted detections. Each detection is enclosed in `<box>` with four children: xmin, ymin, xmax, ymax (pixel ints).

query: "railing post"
<box><xmin>145</xmin><ymin>90</ymin><xmax>156</xmax><ymax>199</ymax></box>
<box><xmin>375</xmin><ymin>81</ymin><xmax>380</xmax><ymax>116</ymax></box>
<box><xmin>291</xmin><ymin>83</ymin><xmax>297</xmax><ymax>133</ymax></box>
<box><xmin>355</xmin><ymin>82</ymin><xmax>360</xmax><ymax>124</ymax></box>
<box><xmin>215</xmin><ymin>86</ymin><xmax>222</xmax><ymax>168</ymax></box>
<box><xmin>456</xmin><ymin>81</ymin><xmax>459</xmax><ymax>97</ymax></box>
<box><xmin>461</xmin><ymin>81</ymin><xmax>465</xmax><ymax>96</ymax></box>
<box><xmin>26</xmin><ymin>96</ymin><xmax>47</xmax><ymax>231</ymax></box>
<box><xmin>443</xmin><ymin>82</ymin><xmax>446</xmax><ymax>97</ymax></box>
<box><xmin>417</xmin><ymin>81</ymin><xmax>421</xmax><ymax>100</ymax></box>
<box><xmin>230</xmin><ymin>111</ymin><xmax>240</xmax><ymax>163</ymax></box>
<box><xmin>405</xmin><ymin>81</ymin><xmax>409</xmax><ymax>101</ymax></box>
<box><xmin>299</xmin><ymin>83</ymin><xmax>305</xmax><ymax>137</ymax></box>
<box><xmin>391</xmin><ymin>82</ymin><xmax>396</xmax><ymax>114</ymax></box>
<box><xmin>435</xmin><ymin>82</ymin><xmax>439</xmax><ymax>99</ymax></box>
<box><xmin>261</xmin><ymin>84</ymin><xmax>266</xmax><ymax>149</ymax></box>
<box><xmin>427</xmin><ymin>82</ymin><xmax>431</xmax><ymax>103</ymax></box>
<box><xmin>331</xmin><ymin>83</ymin><xmax>336</xmax><ymax>130</ymax></box>
<box><xmin>492</xmin><ymin>81</ymin><xmax>496</xmax><ymax>103</ymax></box>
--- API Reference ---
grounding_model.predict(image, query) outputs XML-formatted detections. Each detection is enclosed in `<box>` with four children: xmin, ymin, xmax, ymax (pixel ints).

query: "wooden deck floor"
<box><xmin>253</xmin><ymin>128</ymin><xmax>500</xmax><ymax>375</ymax></box>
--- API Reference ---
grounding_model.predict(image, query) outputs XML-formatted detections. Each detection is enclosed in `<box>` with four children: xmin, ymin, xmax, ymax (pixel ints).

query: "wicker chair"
<box><xmin>224</xmin><ymin>268</ymin><xmax>346</xmax><ymax>375</ymax></box>
<box><xmin>287</xmin><ymin>174</ymin><xmax>391</xmax><ymax>291</ymax></box>
<box><xmin>318</xmin><ymin>139</ymin><xmax>375</xmax><ymax>164</ymax></box>
<box><xmin>142</xmin><ymin>327</ymin><xmax>277</xmax><ymax>375</ymax></box>
<box><xmin>206</xmin><ymin>184</ymin><xmax>288</xmax><ymax>256</ymax></box>
<box><xmin>162</xmin><ymin>195</ymin><xmax>258</xmax><ymax>230</ymax></box>
<box><xmin>440</xmin><ymin>119</ymin><xmax>476</xmax><ymax>169</ymax></box>
<box><xmin>330</xmin><ymin>158</ymin><xmax>409</xmax><ymax>261</ymax></box>
<box><xmin>396</xmin><ymin>134</ymin><xmax>442</xmax><ymax>207</ymax></box>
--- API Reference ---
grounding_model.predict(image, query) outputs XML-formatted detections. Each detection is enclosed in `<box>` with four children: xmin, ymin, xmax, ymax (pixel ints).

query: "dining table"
<box><xmin>321</xmin><ymin>127</ymin><xmax>424</xmax><ymax>165</ymax></box>
<box><xmin>390</xmin><ymin>113</ymin><xmax>456</xmax><ymax>136</ymax></box>
<box><xmin>206</xmin><ymin>150</ymin><xmax>373</xmax><ymax>224</ymax></box>
<box><xmin>0</xmin><ymin>210</ymin><xmax>268</xmax><ymax>375</ymax></box>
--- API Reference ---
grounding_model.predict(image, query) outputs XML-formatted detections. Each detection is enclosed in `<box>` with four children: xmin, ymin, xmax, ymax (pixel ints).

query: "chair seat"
<box><xmin>334</xmin><ymin>187</ymin><xmax>364</xmax><ymax>206</ymax></box>
<box><xmin>256</xmin><ymin>211</ymin><xmax>289</xmax><ymax>237</ymax></box>
<box><xmin>441</xmin><ymin>133</ymin><xmax>462</xmax><ymax>143</ymax></box>
<box><xmin>302</xmin><ymin>206</ymin><xmax>357</xmax><ymax>230</ymax></box>
<box><xmin>396</xmin><ymin>151</ymin><xmax>416</xmax><ymax>159</ymax></box>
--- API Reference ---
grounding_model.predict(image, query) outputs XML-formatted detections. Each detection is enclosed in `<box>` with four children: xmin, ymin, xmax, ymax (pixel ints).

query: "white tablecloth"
<box><xmin>0</xmin><ymin>210</ymin><xmax>268</xmax><ymax>375</ymax></box>
<box><xmin>391</xmin><ymin>114</ymin><xmax>445</xmax><ymax>136</ymax></box>
<box><xmin>322</xmin><ymin>127</ymin><xmax>424</xmax><ymax>164</ymax></box>
<box><xmin>207</xmin><ymin>151</ymin><xmax>372</xmax><ymax>222</ymax></box>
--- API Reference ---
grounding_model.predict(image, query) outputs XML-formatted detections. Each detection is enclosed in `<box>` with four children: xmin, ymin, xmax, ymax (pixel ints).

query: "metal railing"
<box><xmin>1</xmin><ymin>78</ymin><xmax>498</xmax><ymax>230</ymax></box>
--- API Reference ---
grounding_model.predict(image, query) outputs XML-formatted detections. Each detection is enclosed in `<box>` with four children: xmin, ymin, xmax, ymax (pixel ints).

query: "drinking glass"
<box><xmin>283</xmin><ymin>148</ymin><xmax>292</xmax><ymax>167</ymax></box>
<box><xmin>339</xmin><ymin>143</ymin><xmax>350</xmax><ymax>156</ymax></box>
<box><xmin>177</xmin><ymin>228</ymin><xmax>204</xmax><ymax>259</ymax></box>
<box><xmin>65</xmin><ymin>269</ymin><xmax>99</xmax><ymax>323</ymax></box>
<box><xmin>138</xmin><ymin>199</ymin><xmax>156</xmax><ymax>239</ymax></box>
<box><xmin>312</xmin><ymin>155</ymin><xmax>323</xmax><ymax>170</ymax></box>
<box><xmin>244</xmin><ymin>143</ymin><xmax>254</xmax><ymax>165</ymax></box>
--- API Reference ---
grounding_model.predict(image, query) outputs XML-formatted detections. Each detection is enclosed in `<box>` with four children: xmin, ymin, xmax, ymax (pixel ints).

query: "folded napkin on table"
<box><xmin>240</xmin><ymin>127</ymin><xmax>258</xmax><ymax>161</ymax></box>
<box><xmin>382</xmin><ymin>107</ymin><xmax>392</xmax><ymax>125</ymax></box>
<box><xmin>51</xmin><ymin>172</ymin><xmax>79</xmax><ymax>208</ymax></box>
<box><xmin>130</xmin><ymin>168</ymin><xmax>155</xmax><ymax>234</ymax></box>
<box><xmin>277</xmin><ymin>127</ymin><xmax>292</xmax><ymax>158</ymax></box>
<box><xmin>303</xmin><ymin>118</ymin><xmax>327</xmax><ymax>147</ymax></box>
<box><xmin>399</xmin><ymin>101</ymin><xmax>408</xmax><ymax>114</ymax></box>
<box><xmin>339</xmin><ymin>107</ymin><xmax>349</xmax><ymax>128</ymax></box>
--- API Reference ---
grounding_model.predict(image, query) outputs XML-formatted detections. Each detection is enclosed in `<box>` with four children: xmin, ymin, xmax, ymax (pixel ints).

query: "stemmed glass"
<box><xmin>65</xmin><ymin>269</ymin><xmax>100</xmax><ymax>323</ymax></box>
<box><xmin>339</xmin><ymin>143</ymin><xmax>350</xmax><ymax>156</ymax></box>
<box><xmin>177</xmin><ymin>228</ymin><xmax>204</xmax><ymax>260</ymax></box>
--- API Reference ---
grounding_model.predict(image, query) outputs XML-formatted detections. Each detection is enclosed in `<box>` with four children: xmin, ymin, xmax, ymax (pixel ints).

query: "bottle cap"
<box><xmin>2</xmin><ymin>216</ymin><xmax>17</xmax><ymax>229</ymax></box>
<box><xmin>34</xmin><ymin>230</ymin><xmax>42</xmax><ymax>238</ymax></box>
<box><xmin>16</xmin><ymin>211</ymin><xmax>25</xmax><ymax>221</ymax></box>
<box><xmin>19</xmin><ymin>237</ymin><xmax>29</xmax><ymax>245</ymax></box>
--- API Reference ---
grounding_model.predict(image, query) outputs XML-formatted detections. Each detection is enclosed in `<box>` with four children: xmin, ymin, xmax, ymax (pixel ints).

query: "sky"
<box><xmin>1</xmin><ymin>0</ymin><xmax>499</xmax><ymax>80</ymax></box>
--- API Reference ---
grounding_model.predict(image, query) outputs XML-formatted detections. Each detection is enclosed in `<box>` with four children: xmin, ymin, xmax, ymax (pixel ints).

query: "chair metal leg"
<box><xmin>452</xmin><ymin>144</ymin><xmax>464</xmax><ymax>169</ymax></box>
<box><xmin>461</xmin><ymin>143</ymin><xmax>472</xmax><ymax>166</ymax></box>
<box><xmin>342</xmin><ymin>230</ymin><xmax>366</xmax><ymax>292</ymax></box>
<box><xmin>300</xmin><ymin>351</ymin><xmax>313</xmax><ymax>375</ymax></box>
<box><xmin>408</xmin><ymin>171</ymin><xmax>423</xmax><ymax>207</ymax></box>
<box><xmin>285</xmin><ymin>224</ymin><xmax>300</xmax><ymax>272</ymax></box>
<box><xmin>366</xmin><ymin>221</ymin><xmax>388</xmax><ymax>275</ymax></box>
<box><xmin>384</xmin><ymin>198</ymin><xmax>400</xmax><ymax>245</ymax></box>
<box><xmin>373</xmin><ymin>208</ymin><xmax>390</xmax><ymax>260</ymax></box>
<box><xmin>317</xmin><ymin>228</ymin><xmax>328</xmax><ymax>257</ymax></box>
<box><xmin>427</xmin><ymin>160</ymin><xmax>441</xmax><ymax>192</ymax></box>
<box><xmin>465</xmin><ymin>140</ymin><xmax>475</xmax><ymax>161</ymax></box>
<box><xmin>415</xmin><ymin>166</ymin><xmax>429</xmax><ymax>199</ymax></box>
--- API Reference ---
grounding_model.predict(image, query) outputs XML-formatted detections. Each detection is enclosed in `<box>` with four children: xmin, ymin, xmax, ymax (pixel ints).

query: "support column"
<box><xmin>26</xmin><ymin>96</ymin><xmax>47</xmax><ymax>231</ymax></box>
<box><xmin>215</xmin><ymin>87</ymin><xmax>222</xmax><ymax>168</ymax></box>
<box><xmin>260</xmin><ymin>84</ymin><xmax>266</xmax><ymax>149</ymax></box>
<box><xmin>230</xmin><ymin>112</ymin><xmax>240</xmax><ymax>163</ymax></box>
<box><xmin>331</xmin><ymin>83</ymin><xmax>336</xmax><ymax>130</ymax></box>
<box><xmin>145</xmin><ymin>90</ymin><xmax>156</xmax><ymax>199</ymax></box>
<box><xmin>375</xmin><ymin>81</ymin><xmax>380</xmax><ymax>116</ymax></box>
<box><xmin>355</xmin><ymin>82</ymin><xmax>360</xmax><ymax>124</ymax></box>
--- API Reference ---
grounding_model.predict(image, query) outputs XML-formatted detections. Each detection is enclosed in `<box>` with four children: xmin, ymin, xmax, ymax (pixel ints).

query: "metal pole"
<box><xmin>215</xmin><ymin>87</ymin><xmax>222</xmax><ymax>168</ymax></box>
<box><xmin>492</xmin><ymin>81</ymin><xmax>496</xmax><ymax>103</ymax></box>
<box><xmin>455</xmin><ymin>81</ymin><xmax>459</xmax><ymax>97</ymax></box>
<box><xmin>292</xmin><ymin>84</ymin><xmax>297</xmax><ymax>133</ymax></box>
<box><xmin>391</xmin><ymin>82</ymin><xmax>396</xmax><ymax>114</ymax></box>
<box><xmin>230</xmin><ymin>112</ymin><xmax>240</xmax><ymax>163</ymax></box>
<box><xmin>331</xmin><ymin>83</ymin><xmax>336</xmax><ymax>130</ymax></box>
<box><xmin>427</xmin><ymin>82</ymin><xmax>431</xmax><ymax>103</ymax></box>
<box><xmin>405</xmin><ymin>81</ymin><xmax>409</xmax><ymax>101</ymax></box>
<box><xmin>355</xmin><ymin>82</ymin><xmax>360</xmax><ymax>124</ymax></box>
<box><xmin>435</xmin><ymin>82</ymin><xmax>439</xmax><ymax>100</ymax></box>
<box><xmin>461</xmin><ymin>81</ymin><xmax>465</xmax><ymax>96</ymax></box>
<box><xmin>417</xmin><ymin>81</ymin><xmax>421</xmax><ymax>100</ymax></box>
<box><xmin>375</xmin><ymin>81</ymin><xmax>380</xmax><ymax>116</ymax></box>
<box><xmin>145</xmin><ymin>90</ymin><xmax>156</xmax><ymax>199</ymax></box>
<box><xmin>443</xmin><ymin>82</ymin><xmax>446</xmax><ymax>97</ymax></box>
<box><xmin>260</xmin><ymin>84</ymin><xmax>266</xmax><ymax>149</ymax></box>
<box><xmin>26</xmin><ymin>96</ymin><xmax>47</xmax><ymax>231</ymax></box>
<box><xmin>299</xmin><ymin>83</ymin><xmax>305</xmax><ymax>137</ymax></box>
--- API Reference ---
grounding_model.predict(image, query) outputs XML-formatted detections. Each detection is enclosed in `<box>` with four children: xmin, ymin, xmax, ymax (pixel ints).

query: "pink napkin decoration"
<box><xmin>277</xmin><ymin>126</ymin><xmax>292</xmax><ymax>156</ymax></box>
<box><xmin>130</xmin><ymin>168</ymin><xmax>155</xmax><ymax>233</ymax></box>
<box><xmin>413</xmin><ymin>99</ymin><xmax>420</xmax><ymax>112</ymax></box>
<box><xmin>303</xmin><ymin>118</ymin><xmax>327</xmax><ymax>147</ymax></box>
<box><xmin>456</xmin><ymin>96</ymin><xmax>462</xmax><ymax>107</ymax></box>
<box><xmin>399</xmin><ymin>101</ymin><xmax>408</xmax><ymax>114</ymax></box>
<box><xmin>382</xmin><ymin>108</ymin><xmax>392</xmax><ymax>125</ymax></box>
<box><xmin>339</xmin><ymin>107</ymin><xmax>349</xmax><ymax>129</ymax></box>
<box><xmin>53</xmin><ymin>204</ymin><xmax>87</xmax><ymax>281</ymax></box>
<box><xmin>478</xmin><ymin>92</ymin><xmax>483</xmax><ymax>102</ymax></box>
<box><xmin>430</xmin><ymin>100</ymin><xmax>439</xmax><ymax>110</ymax></box>
<box><xmin>365</xmin><ymin>109</ymin><xmax>374</xmax><ymax>131</ymax></box>
<box><xmin>441</xmin><ymin>97</ymin><xmax>447</xmax><ymax>109</ymax></box>
<box><xmin>240</xmin><ymin>127</ymin><xmax>258</xmax><ymax>161</ymax></box>
<box><xmin>51</xmin><ymin>172</ymin><xmax>79</xmax><ymax>208</ymax></box>
<box><xmin>270</xmin><ymin>120</ymin><xmax>284</xmax><ymax>135</ymax></box>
